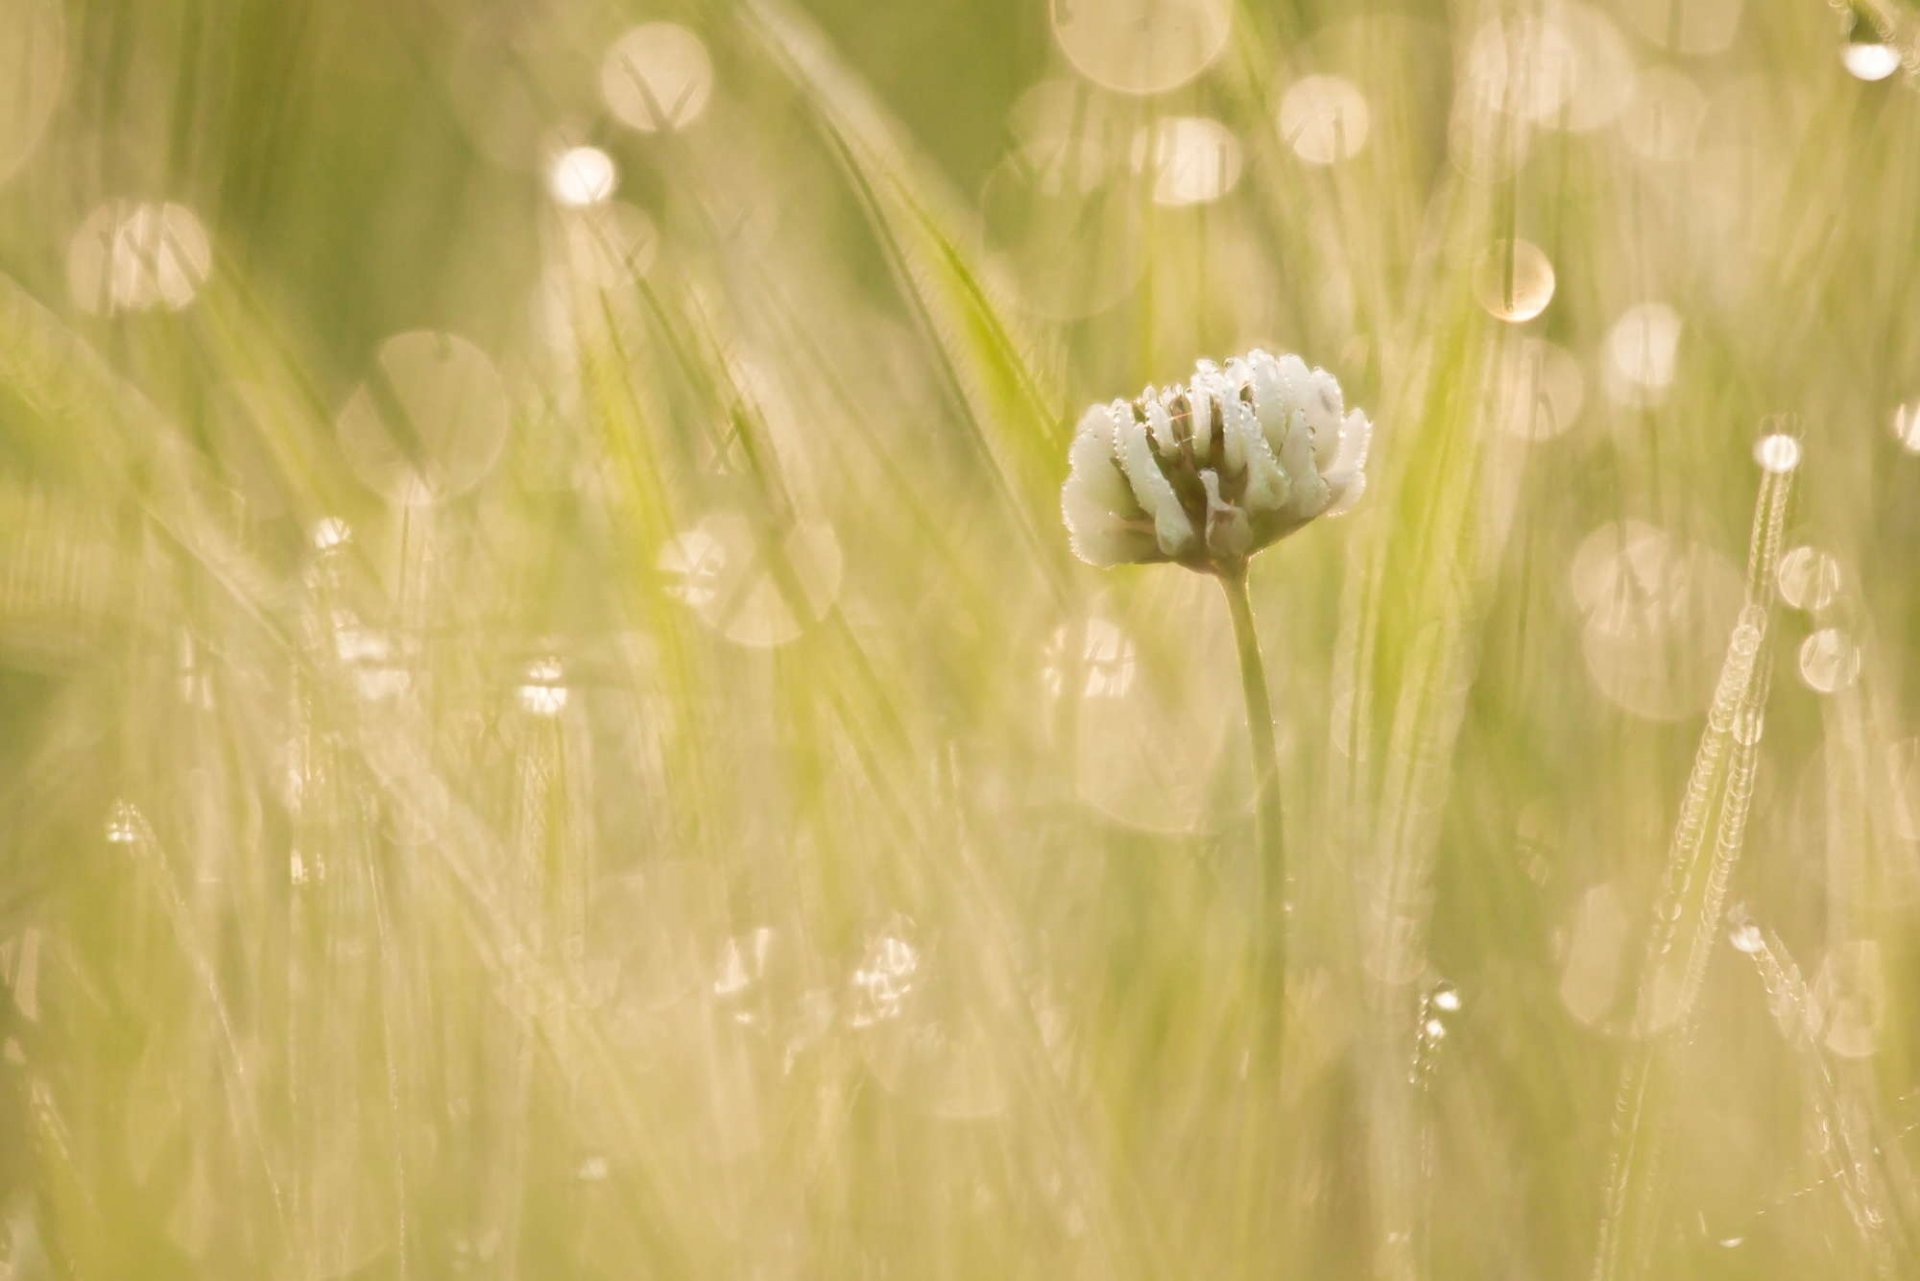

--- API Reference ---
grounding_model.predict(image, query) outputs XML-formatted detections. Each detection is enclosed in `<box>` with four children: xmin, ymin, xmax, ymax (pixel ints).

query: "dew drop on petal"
<box><xmin>1475</xmin><ymin>238</ymin><xmax>1555</xmax><ymax>323</ymax></box>
<box><xmin>1728</xmin><ymin>920</ymin><xmax>1765</xmax><ymax>954</ymax></box>
<box><xmin>1278</xmin><ymin>74</ymin><xmax>1370</xmax><ymax>165</ymax></box>
<box><xmin>1798</xmin><ymin>627</ymin><xmax>1860</xmax><ymax>694</ymax></box>
<box><xmin>602</xmin><ymin>23</ymin><xmax>713</xmax><ymax>133</ymax></box>
<box><xmin>1775</xmin><ymin>545</ymin><xmax>1840</xmax><ymax>612</ymax></box>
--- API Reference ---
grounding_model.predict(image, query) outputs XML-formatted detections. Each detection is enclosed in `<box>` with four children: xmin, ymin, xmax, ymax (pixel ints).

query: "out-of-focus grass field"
<box><xmin>2</xmin><ymin>0</ymin><xmax>1919</xmax><ymax>1276</ymax></box>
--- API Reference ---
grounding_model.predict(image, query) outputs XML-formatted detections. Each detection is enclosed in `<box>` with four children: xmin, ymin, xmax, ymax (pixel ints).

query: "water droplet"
<box><xmin>1622</xmin><ymin>68</ymin><xmax>1707</xmax><ymax>162</ymax></box>
<box><xmin>1843</xmin><ymin>41</ymin><xmax>1902</xmax><ymax>82</ymax></box>
<box><xmin>1277</xmin><ymin>74</ymin><xmax>1370</xmax><ymax>165</ymax></box>
<box><xmin>601</xmin><ymin>23</ymin><xmax>713</xmax><ymax>132</ymax></box>
<box><xmin>1422</xmin><ymin>1016</ymin><xmax>1447</xmax><ymax>1039</ymax></box>
<box><xmin>68</xmin><ymin>201</ymin><xmax>213</xmax><ymax>315</ymax></box>
<box><xmin>848</xmin><ymin>929</ymin><xmax>919</xmax><ymax>1028</ymax></box>
<box><xmin>1728</xmin><ymin>921</ymin><xmax>1764</xmax><ymax>954</ymax></box>
<box><xmin>1798</xmin><ymin>627</ymin><xmax>1860</xmax><ymax>694</ymax></box>
<box><xmin>1810</xmin><ymin>940</ymin><xmax>1886</xmax><ymax>1057</ymax></box>
<box><xmin>1051</xmin><ymin>0</ymin><xmax>1232</xmax><ymax>97</ymax></box>
<box><xmin>310</xmin><ymin>516</ymin><xmax>352</xmax><ymax>552</ymax></box>
<box><xmin>547</xmin><ymin>145</ymin><xmax>617</xmax><ymax>208</ymax></box>
<box><xmin>1430</xmin><ymin>980</ymin><xmax>1462</xmax><ymax>1013</ymax></box>
<box><xmin>1891</xmin><ymin>401</ymin><xmax>1920</xmax><ymax>452</ymax></box>
<box><xmin>1776</xmin><ymin>545</ymin><xmax>1840</xmax><ymax>612</ymax></box>
<box><xmin>1130</xmin><ymin>116</ymin><xmax>1241</xmax><ymax>205</ymax></box>
<box><xmin>515</xmin><ymin>656</ymin><xmax>568</xmax><ymax>716</ymax></box>
<box><xmin>1604</xmin><ymin>302</ymin><xmax>1683</xmax><ymax>403</ymax></box>
<box><xmin>336</xmin><ymin>331</ymin><xmax>511</xmax><ymax>507</ymax></box>
<box><xmin>331</xmin><ymin>612</ymin><xmax>411</xmax><ymax>701</ymax></box>
<box><xmin>104</xmin><ymin>799</ymin><xmax>142</xmax><ymax>844</ymax></box>
<box><xmin>1041</xmin><ymin>618</ymin><xmax>1138</xmax><ymax>699</ymax></box>
<box><xmin>1753</xmin><ymin>433</ymin><xmax>1801</xmax><ymax>474</ymax></box>
<box><xmin>1491</xmin><ymin>337</ymin><xmax>1584</xmax><ymax>441</ymax></box>
<box><xmin>657</xmin><ymin>513</ymin><xmax>844</xmax><ymax>649</ymax></box>
<box><xmin>1475</xmin><ymin>238</ymin><xmax>1555</xmax><ymax>322</ymax></box>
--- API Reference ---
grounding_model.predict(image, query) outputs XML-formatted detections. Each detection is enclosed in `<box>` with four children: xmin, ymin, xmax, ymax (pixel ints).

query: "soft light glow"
<box><xmin>1051</xmin><ymin>0</ymin><xmax>1232</xmax><ymax>97</ymax></box>
<box><xmin>516</xmin><ymin>657</ymin><xmax>569</xmax><ymax>716</ymax></box>
<box><xmin>1798</xmin><ymin>627</ymin><xmax>1860</xmax><ymax>693</ymax></box>
<box><xmin>1619</xmin><ymin>0</ymin><xmax>1744</xmax><ymax>56</ymax></box>
<box><xmin>602</xmin><ymin>23</ymin><xmax>713</xmax><ymax>132</ymax></box>
<box><xmin>658</xmin><ymin>513</ymin><xmax>844</xmax><ymax>649</ymax></box>
<box><xmin>311</xmin><ymin>516</ymin><xmax>352</xmax><ymax>552</ymax></box>
<box><xmin>335</xmin><ymin>331</ymin><xmax>511</xmax><ymax>506</ymax></box>
<box><xmin>68</xmin><ymin>201</ymin><xmax>214</xmax><ymax>315</ymax></box>
<box><xmin>1843</xmin><ymin>42</ymin><xmax>1902</xmax><ymax>82</ymax></box>
<box><xmin>565</xmin><ymin>200</ymin><xmax>659</xmax><ymax>285</ymax></box>
<box><xmin>1042</xmin><ymin>619</ymin><xmax>1138</xmax><ymax>699</ymax></box>
<box><xmin>1475</xmin><ymin>239</ymin><xmax>1556</xmax><ymax>323</ymax></box>
<box><xmin>1491</xmin><ymin>337</ymin><xmax>1584</xmax><ymax>440</ymax></box>
<box><xmin>1131</xmin><ymin>116</ymin><xmax>1242</xmax><ymax>205</ymax></box>
<box><xmin>1895</xmin><ymin>401</ymin><xmax>1920</xmax><ymax>452</ymax></box>
<box><xmin>104</xmin><ymin>799</ymin><xmax>142</xmax><ymax>844</ymax></box>
<box><xmin>1775</xmin><ymin>546</ymin><xmax>1840</xmax><ymax>612</ymax></box>
<box><xmin>1278</xmin><ymin>74</ymin><xmax>1370</xmax><ymax>165</ymax></box>
<box><xmin>548</xmin><ymin>145</ymin><xmax>617</xmax><ymax>207</ymax></box>
<box><xmin>1623</xmin><ymin>69</ymin><xmax>1708</xmax><ymax>162</ymax></box>
<box><xmin>1753</xmin><ymin>433</ymin><xmax>1800</xmax><ymax>474</ymax></box>
<box><xmin>1604</xmin><ymin>302</ymin><xmax>1683</xmax><ymax>401</ymax></box>
<box><xmin>1573</xmin><ymin>522</ymin><xmax>1742</xmax><ymax>720</ymax></box>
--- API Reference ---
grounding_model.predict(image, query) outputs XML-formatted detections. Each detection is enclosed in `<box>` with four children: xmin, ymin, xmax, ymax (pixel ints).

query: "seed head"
<box><xmin>1061</xmin><ymin>349</ymin><xmax>1372</xmax><ymax>571</ymax></box>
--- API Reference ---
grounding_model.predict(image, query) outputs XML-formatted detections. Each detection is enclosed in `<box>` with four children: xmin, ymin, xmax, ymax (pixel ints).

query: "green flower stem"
<box><xmin>1219</xmin><ymin>561</ymin><xmax>1286</xmax><ymax>1072</ymax></box>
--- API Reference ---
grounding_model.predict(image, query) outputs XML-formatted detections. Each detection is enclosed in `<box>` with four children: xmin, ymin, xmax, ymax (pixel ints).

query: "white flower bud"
<box><xmin>1061</xmin><ymin>348</ymin><xmax>1374</xmax><ymax>570</ymax></box>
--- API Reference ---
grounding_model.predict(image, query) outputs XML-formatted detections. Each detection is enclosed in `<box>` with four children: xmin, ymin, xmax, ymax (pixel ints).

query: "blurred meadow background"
<box><xmin>3</xmin><ymin>0</ymin><xmax>1920</xmax><ymax>1276</ymax></box>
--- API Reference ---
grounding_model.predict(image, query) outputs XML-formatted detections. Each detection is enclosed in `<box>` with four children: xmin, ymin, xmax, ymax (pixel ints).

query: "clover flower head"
<box><xmin>1061</xmin><ymin>349</ymin><xmax>1373</xmax><ymax>571</ymax></box>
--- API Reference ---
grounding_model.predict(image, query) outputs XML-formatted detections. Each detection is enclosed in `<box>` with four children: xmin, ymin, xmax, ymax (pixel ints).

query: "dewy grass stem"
<box><xmin>1220</xmin><ymin>561</ymin><xmax>1286</xmax><ymax>1071</ymax></box>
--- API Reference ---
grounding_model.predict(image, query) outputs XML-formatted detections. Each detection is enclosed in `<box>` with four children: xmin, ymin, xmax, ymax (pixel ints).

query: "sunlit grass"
<box><xmin>2</xmin><ymin>1</ymin><xmax>1918</xmax><ymax>1277</ymax></box>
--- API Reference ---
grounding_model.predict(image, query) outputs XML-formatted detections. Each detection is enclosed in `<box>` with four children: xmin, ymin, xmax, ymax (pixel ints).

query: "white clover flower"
<box><xmin>1061</xmin><ymin>349</ymin><xmax>1373</xmax><ymax>570</ymax></box>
